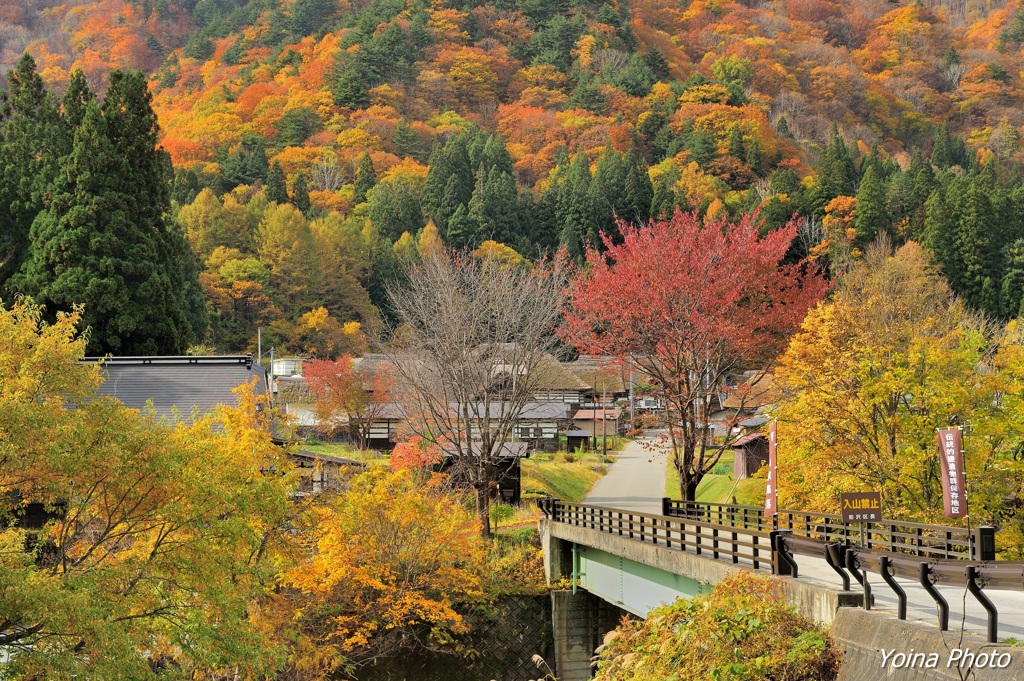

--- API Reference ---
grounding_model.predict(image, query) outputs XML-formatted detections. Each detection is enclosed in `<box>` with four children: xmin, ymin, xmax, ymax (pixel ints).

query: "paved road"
<box><xmin>584</xmin><ymin>432</ymin><xmax>669</xmax><ymax>514</ymax></box>
<box><xmin>582</xmin><ymin>431</ymin><xmax>1024</xmax><ymax>641</ymax></box>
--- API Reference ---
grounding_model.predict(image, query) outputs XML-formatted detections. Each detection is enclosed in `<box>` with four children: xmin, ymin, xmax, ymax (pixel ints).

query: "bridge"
<box><xmin>538</xmin><ymin>497</ymin><xmax>1024</xmax><ymax>681</ymax></box>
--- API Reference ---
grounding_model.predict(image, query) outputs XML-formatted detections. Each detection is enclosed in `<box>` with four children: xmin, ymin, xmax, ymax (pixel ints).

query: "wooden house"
<box><xmin>572</xmin><ymin>407</ymin><xmax>623</xmax><ymax>440</ymax></box>
<box><xmin>731</xmin><ymin>432</ymin><xmax>769</xmax><ymax>479</ymax></box>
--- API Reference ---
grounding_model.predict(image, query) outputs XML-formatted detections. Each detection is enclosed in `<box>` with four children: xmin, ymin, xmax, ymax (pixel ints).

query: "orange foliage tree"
<box><xmin>283</xmin><ymin>468</ymin><xmax>486</xmax><ymax>674</ymax></box>
<box><xmin>304</xmin><ymin>355</ymin><xmax>394</xmax><ymax>450</ymax></box>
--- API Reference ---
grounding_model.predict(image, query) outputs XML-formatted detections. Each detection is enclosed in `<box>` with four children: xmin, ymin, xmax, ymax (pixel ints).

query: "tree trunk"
<box><xmin>476</xmin><ymin>486</ymin><xmax>492</xmax><ymax>539</ymax></box>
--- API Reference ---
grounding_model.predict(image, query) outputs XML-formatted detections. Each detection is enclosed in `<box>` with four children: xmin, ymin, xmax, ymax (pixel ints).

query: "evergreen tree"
<box><xmin>219</xmin><ymin>135</ymin><xmax>269</xmax><ymax>192</ymax></box>
<box><xmin>727</xmin><ymin>124</ymin><xmax>745</xmax><ymax>159</ymax></box>
<box><xmin>956</xmin><ymin>180</ymin><xmax>1000</xmax><ymax>316</ymax></box>
<box><xmin>1001</xmin><ymin>239</ymin><xmax>1024</xmax><ymax>318</ymax></box>
<box><xmin>687</xmin><ymin>131</ymin><xmax>717</xmax><ymax>168</ymax></box>
<box><xmin>623</xmin><ymin>148</ymin><xmax>653</xmax><ymax>227</ymax></box>
<box><xmin>651</xmin><ymin>167</ymin><xmax>683</xmax><ymax>219</ymax></box>
<box><xmin>923</xmin><ymin>188</ymin><xmax>959</xmax><ymax>287</ymax></box>
<box><xmin>423</xmin><ymin>135</ymin><xmax>473</xmax><ymax>229</ymax></box>
<box><xmin>481</xmin><ymin>134</ymin><xmax>514</xmax><ymax>177</ymax></box>
<box><xmin>558</xmin><ymin>153</ymin><xmax>597</xmax><ymax>251</ymax></box>
<box><xmin>746</xmin><ymin>137</ymin><xmax>763</xmax><ymax>176</ymax></box>
<box><xmin>446</xmin><ymin>203</ymin><xmax>478</xmax><ymax>250</ymax></box>
<box><xmin>23</xmin><ymin>76</ymin><xmax>200</xmax><ymax>354</ymax></box>
<box><xmin>289</xmin><ymin>0</ymin><xmax>337</xmax><ymax>36</ymax></box>
<box><xmin>353</xmin><ymin>152</ymin><xmax>377</xmax><ymax>205</ymax></box>
<box><xmin>588</xmin><ymin>147</ymin><xmax>625</xmax><ymax>243</ymax></box>
<box><xmin>775</xmin><ymin>116</ymin><xmax>794</xmax><ymax>139</ymax></box>
<box><xmin>292</xmin><ymin>171</ymin><xmax>311</xmax><ymax>214</ymax></box>
<box><xmin>267</xmin><ymin>160</ymin><xmax>289</xmax><ymax>204</ymax></box>
<box><xmin>392</xmin><ymin>120</ymin><xmax>421</xmax><ymax>160</ymax></box>
<box><xmin>642</xmin><ymin>47</ymin><xmax>670</xmax><ymax>81</ymax></box>
<box><xmin>0</xmin><ymin>54</ymin><xmax>60</xmax><ymax>290</ymax></box>
<box><xmin>813</xmin><ymin>126</ymin><xmax>857</xmax><ymax>212</ymax></box>
<box><xmin>367</xmin><ymin>176</ymin><xmax>425</xmax><ymax>242</ymax></box>
<box><xmin>854</xmin><ymin>165</ymin><xmax>889</xmax><ymax>248</ymax></box>
<box><xmin>62</xmin><ymin>69</ymin><xmax>95</xmax><ymax>130</ymax></box>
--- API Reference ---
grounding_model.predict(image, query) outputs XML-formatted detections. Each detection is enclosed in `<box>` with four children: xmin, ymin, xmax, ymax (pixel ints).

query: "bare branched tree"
<box><xmin>311</xmin><ymin>153</ymin><xmax>345</xmax><ymax>192</ymax></box>
<box><xmin>382</xmin><ymin>252</ymin><xmax>567</xmax><ymax>537</ymax></box>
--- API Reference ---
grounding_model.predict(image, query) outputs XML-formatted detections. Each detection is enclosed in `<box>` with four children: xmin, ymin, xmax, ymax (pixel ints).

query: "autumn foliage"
<box><xmin>304</xmin><ymin>354</ymin><xmax>394</xmax><ymax>450</ymax></box>
<box><xmin>283</xmin><ymin>468</ymin><xmax>486</xmax><ymax>674</ymax></box>
<box><xmin>563</xmin><ymin>209</ymin><xmax>827</xmax><ymax>499</ymax></box>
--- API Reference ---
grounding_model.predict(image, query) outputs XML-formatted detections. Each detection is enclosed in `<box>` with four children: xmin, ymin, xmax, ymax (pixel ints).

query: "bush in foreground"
<box><xmin>593</xmin><ymin>572</ymin><xmax>841</xmax><ymax>681</ymax></box>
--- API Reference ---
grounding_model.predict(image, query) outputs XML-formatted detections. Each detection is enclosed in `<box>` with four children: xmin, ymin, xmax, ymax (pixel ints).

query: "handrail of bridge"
<box><xmin>663</xmin><ymin>499</ymin><xmax>973</xmax><ymax>561</ymax></box>
<box><xmin>540</xmin><ymin>497</ymin><xmax>1024</xmax><ymax>643</ymax></box>
<box><xmin>538</xmin><ymin>498</ymin><xmax>773</xmax><ymax>570</ymax></box>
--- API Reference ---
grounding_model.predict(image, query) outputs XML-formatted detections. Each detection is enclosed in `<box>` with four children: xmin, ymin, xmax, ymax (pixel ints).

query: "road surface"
<box><xmin>584</xmin><ymin>431</ymin><xmax>670</xmax><ymax>515</ymax></box>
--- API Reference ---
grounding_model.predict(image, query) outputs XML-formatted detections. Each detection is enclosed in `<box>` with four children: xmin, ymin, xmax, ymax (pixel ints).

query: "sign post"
<box><xmin>840</xmin><ymin>491</ymin><xmax>882</xmax><ymax>548</ymax></box>
<box><xmin>764</xmin><ymin>420</ymin><xmax>778</xmax><ymax>518</ymax></box>
<box><xmin>937</xmin><ymin>427</ymin><xmax>968</xmax><ymax>519</ymax></box>
<box><xmin>840</xmin><ymin>492</ymin><xmax>882</xmax><ymax>523</ymax></box>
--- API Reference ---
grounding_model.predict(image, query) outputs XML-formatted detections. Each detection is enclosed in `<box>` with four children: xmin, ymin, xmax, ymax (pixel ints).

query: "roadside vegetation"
<box><xmin>592</xmin><ymin>572</ymin><xmax>841</xmax><ymax>681</ymax></box>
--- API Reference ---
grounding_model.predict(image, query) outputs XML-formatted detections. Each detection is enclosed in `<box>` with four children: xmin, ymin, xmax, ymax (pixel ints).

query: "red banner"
<box><xmin>764</xmin><ymin>420</ymin><xmax>778</xmax><ymax>517</ymax></box>
<box><xmin>937</xmin><ymin>428</ymin><xmax>968</xmax><ymax>518</ymax></box>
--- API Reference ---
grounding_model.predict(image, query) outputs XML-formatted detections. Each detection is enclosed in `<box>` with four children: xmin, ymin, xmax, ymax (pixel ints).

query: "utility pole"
<box><xmin>257</xmin><ymin>328</ymin><xmax>262</xmax><ymax>365</ymax></box>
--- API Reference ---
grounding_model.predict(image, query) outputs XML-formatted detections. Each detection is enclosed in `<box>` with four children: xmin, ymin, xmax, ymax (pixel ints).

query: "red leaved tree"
<box><xmin>562</xmin><ymin>209</ymin><xmax>828</xmax><ymax>501</ymax></box>
<box><xmin>304</xmin><ymin>355</ymin><xmax>395</xmax><ymax>450</ymax></box>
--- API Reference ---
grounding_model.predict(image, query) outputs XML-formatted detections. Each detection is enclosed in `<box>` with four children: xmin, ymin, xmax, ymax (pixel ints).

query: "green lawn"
<box><xmin>521</xmin><ymin>451</ymin><xmax>609</xmax><ymax>503</ymax></box>
<box><xmin>664</xmin><ymin>449</ymin><xmax>766</xmax><ymax>506</ymax></box>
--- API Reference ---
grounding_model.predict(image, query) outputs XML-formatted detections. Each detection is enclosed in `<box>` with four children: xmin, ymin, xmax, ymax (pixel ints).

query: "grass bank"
<box><xmin>664</xmin><ymin>449</ymin><xmax>765</xmax><ymax>506</ymax></box>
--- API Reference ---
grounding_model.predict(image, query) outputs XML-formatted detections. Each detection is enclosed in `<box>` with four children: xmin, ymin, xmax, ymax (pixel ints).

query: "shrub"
<box><xmin>593</xmin><ymin>572</ymin><xmax>842</xmax><ymax>681</ymax></box>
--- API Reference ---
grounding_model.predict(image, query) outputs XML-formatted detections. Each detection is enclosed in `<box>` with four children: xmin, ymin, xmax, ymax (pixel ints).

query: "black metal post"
<box><xmin>825</xmin><ymin>543</ymin><xmax>851</xmax><ymax>591</ymax></box>
<box><xmin>846</xmin><ymin>550</ymin><xmax>870</xmax><ymax>610</ymax></box>
<box><xmin>879</xmin><ymin>556</ymin><xmax>906</xmax><ymax>620</ymax></box>
<box><xmin>966</xmin><ymin>566</ymin><xmax>998</xmax><ymax>643</ymax></box>
<box><xmin>919</xmin><ymin>563</ymin><xmax>949</xmax><ymax>631</ymax></box>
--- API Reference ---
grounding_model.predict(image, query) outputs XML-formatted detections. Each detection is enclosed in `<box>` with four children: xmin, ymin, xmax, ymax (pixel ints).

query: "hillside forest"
<box><xmin>4</xmin><ymin>0</ymin><xmax>1024</xmax><ymax>354</ymax></box>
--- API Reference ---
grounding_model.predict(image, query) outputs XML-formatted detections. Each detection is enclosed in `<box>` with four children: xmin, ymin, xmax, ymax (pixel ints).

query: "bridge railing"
<box><xmin>538</xmin><ymin>498</ymin><xmax>773</xmax><ymax>570</ymax></box>
<box><xmin>663</xmin><ymin>499</ymin><xmax>973</xmax><ymax>560</ymax></box>
<box><xmin>540</xmin><ymin>497</ymin><xmax>1024</xmax><ymax>643</ymax></box>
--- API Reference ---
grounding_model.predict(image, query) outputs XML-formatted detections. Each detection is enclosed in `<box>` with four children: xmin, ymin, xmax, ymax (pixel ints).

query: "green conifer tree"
<box><xmin>854</xmin><ymin>165</ymin><xmax>889</xmax><ymax>248</ymax></box>
<box><xmin>727</xmin><ymin>124</ymin><xmax>745</xmax><ymax>159</ymax></box>
<box><xmin>267</xmin><ymin>161</ymin><xmax>289</xmax><ymax>204</ymax></box>
<box><xmin>292</xmin><ymin>172</ymin><xmax>311</xmax><ymax>214</ymax></box>
<box><xmin>353</xmin><ymin>152</ymin><xmax>377</xmax><ymax>205</ymax></box>
<box><xmin>0</xmin><ymin>54</ymin><xmax>60</xmax><ymax>289</ymax></box>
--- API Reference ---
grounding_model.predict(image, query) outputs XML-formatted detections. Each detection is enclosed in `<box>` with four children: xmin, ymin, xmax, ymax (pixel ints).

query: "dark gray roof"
<box><xmin>440</xmin><ymin>441</ymin><xmax>529</xmax><ymax>459</ymax></box>
<box><xmin>455</xmin><ymin>402</ymin><xmax>568</xmax><ymax>420</ymax></box>
<box><xmin>85</xmin><ymin>356</ymin><xmax>267</xmax><ymax>421</ymax></box>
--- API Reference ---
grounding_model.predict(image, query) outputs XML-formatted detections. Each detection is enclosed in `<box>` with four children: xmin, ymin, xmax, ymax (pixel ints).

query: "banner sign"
<box><xmin>937</xmin><ymin>427</ymin><xmax>968</xmax><ymax>518</ymax></box>
<box><xmin>840</xmin><ymin>491</ymin><xmax>882</xmax><ymax>523</ymax></box>
<box><xmin>764</xmin><ymin>420</ymin><xmax>777</xmax><ymax>517</ymax></box>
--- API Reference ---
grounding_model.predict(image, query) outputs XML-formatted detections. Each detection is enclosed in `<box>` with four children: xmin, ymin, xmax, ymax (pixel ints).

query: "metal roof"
<box><xmin>84</xmin><ymin>356</ymin><xmax>267</xmax><ymax>421</ymax></box>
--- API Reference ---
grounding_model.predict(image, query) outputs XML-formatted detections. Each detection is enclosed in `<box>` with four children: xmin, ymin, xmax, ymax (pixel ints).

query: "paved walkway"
<box><xmin>584</xmin><ymin>431</ymin><xmax>669</xmax><ymax>515</ymax></box>
<box><xmin>580</xmin><ymin>431</ymin><xmax>1024</xmax><ymax>641</ymax></box>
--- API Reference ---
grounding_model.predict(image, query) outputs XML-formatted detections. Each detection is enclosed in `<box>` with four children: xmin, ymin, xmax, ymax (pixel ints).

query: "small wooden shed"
<box><xmin>732</xmin><ymin>432</ymin><xmax>769</xmax><ymax>480</ymax></box>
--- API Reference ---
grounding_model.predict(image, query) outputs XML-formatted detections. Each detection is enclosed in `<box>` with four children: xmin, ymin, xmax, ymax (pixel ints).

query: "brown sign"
<box><xmin>937</xmin><ymin>427</ymin><xmax>968</xmax><ymax>518</ymax></box>
<box><xmin>840</xmin><ymin>492</ymin><xmax>882</xmax><ymax>523</ymax></box>
<box><xmin>764</xmin><ymin>420</ymin><xmax>778</xmax><ymax>517</ymax></box>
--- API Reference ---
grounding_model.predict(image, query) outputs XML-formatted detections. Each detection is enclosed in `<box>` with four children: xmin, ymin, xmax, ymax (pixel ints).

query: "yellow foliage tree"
<box><xmin>283</xmin><ymin>468</ymin><xmax>487</xmax><ymax>675</ymax></box>
<box><xmin>774</xmin><ymin>240</ymin><xmax>1000</xmax><ymax>519</ymax></box>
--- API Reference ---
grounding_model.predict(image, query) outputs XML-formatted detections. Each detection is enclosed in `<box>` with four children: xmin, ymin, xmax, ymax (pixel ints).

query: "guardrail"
<box><xmin>537</xmin><ymin>498</ymin><xmax>773</xmax><ymax>570</ymax></box>
<box><xmin>663</xmin><ymin>499</ymin><xmax>973</xmax><ymax>560</ymax></box>
<box><xmin>541</xmin><ymin>497</ymin><xmax>1024</xmax><ymax>643</ymax></box>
